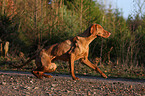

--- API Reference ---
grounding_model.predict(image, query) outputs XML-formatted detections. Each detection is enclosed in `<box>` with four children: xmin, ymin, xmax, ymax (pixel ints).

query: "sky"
<box><xmin>114</xmin><ymin>0</ymin><xmax>133</xmax><ymax>18</ymax></box>
<box><xmin>104</xmin><ymin>0</ymin><xmax>145</xmax><ymax>19</ymax></box>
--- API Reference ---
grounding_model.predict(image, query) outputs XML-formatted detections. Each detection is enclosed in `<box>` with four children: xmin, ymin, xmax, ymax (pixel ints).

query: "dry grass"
<box><xmin>0</xmin><ymin>56</ymin><xmax>144</xmax><ymax>79</ymax></box>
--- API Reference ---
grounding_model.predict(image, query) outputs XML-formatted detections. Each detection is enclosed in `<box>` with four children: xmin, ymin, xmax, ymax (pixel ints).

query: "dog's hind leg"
<box><xmin>31</xmin><ymin>70</ymin><xmax>52</xmax><ymax>79</ymax></box>
<box><xmin>32</xmin><ymin>62</ymin><xmax>57</xmax><ymax>79</ymax></box>
<box><xmin>31</xmin><ymin>69</ymin><xmax>44</xmax><ymax>79</ymax></box>
<box><xmin>32</xmin><ymin>63</ymin><xmax>57</xmax><ymax>79</ymax></box>
<box><xmin>31</xmin><ymin>70</ymin><xmax>53</xmax><ymax>79</ymax></box>
<box><xmin>42</xmin><ymin>74</ymin><xmax>53</xmax><ymax>78</ymax></box>
<box><xmin>43</xmin><ymin>62</ymin><xmax>57</xmax><ymax>78</ymax></box>
<box><xmin>32</xmin><ymin>49</ymin><xmax>57</xmax><ymax>79</ymax></box>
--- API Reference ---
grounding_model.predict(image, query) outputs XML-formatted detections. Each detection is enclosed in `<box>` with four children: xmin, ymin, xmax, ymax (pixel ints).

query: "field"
<box><xmin>0</xmin><ymin>55</ymin><xmax>145</xmax><ymax>95</ymax></box>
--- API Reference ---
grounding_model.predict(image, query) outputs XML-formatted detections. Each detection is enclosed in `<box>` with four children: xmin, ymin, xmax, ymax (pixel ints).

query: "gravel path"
<box><xmin>0</xmin><ymin>71</ymin><xmax>145</xmax><ymax>96</ymax></box>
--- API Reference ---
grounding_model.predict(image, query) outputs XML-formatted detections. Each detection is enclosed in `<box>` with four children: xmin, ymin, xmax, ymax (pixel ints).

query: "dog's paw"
<box><xmin>44</xmin><ymin>75</ymin><xmax>53</xmax><ymax>78</ymax></box>
<box><xmin>31</xmin><ymin>71</ymin><xmax>43</xmax><ymax>79</ymax></box>
<box><xmin>73</xmin><ymin>77</ymin><xmax>80</xmax><ymax>80</ymax></box>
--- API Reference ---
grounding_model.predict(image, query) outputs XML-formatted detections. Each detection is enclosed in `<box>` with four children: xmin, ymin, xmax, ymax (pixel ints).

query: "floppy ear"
<box><xmin>90</xmin><ymin>24</ymin><xmax>97</xmax><ymax>35</ymax></box>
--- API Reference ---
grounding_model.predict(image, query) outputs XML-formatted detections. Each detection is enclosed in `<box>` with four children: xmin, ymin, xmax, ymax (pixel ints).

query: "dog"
<box><xmin>14</xmin><ymin>24</ymin><xmax>111</xmax><ymax>80</ymax></box>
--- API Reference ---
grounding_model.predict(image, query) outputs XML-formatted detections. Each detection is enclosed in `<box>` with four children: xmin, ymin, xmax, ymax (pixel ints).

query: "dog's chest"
<box><xmin>73</xmin><ymin>40</ymin><xmax>88</xmax><ymax>56</ymax></box>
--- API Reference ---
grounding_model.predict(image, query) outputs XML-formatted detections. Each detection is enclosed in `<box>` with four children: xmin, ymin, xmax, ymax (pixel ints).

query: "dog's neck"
<box><xmin>77</xmin><ymin>26</ymin><xmax>97</xmax><ymax>46</ymax></box>
<box><xmin>76</xmin><ymin>35</ymin><xmax>97</xmax><ymax>47</ymax></box>
<box><xmin>84</xmin><ymin>35</ymin><xmax>97</xmax><ymax>45</ymax></box>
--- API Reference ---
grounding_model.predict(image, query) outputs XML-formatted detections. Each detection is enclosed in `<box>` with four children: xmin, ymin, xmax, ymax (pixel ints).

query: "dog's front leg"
<box><xmin>80</xmin><ymin>58</ymin><xmax>108</xmax><ymax>78</ymax></box>
<box><xmin>69</xmin><ymin>53</ymin><xmax>79</xmax><ymax>80</ymax></box>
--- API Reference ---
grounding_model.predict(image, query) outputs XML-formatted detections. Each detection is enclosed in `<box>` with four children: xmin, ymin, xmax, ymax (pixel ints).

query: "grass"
<box><xmin>0</xmin><ymin>56</ymin><xmax>145</xmax><ymax>79</ymax></box>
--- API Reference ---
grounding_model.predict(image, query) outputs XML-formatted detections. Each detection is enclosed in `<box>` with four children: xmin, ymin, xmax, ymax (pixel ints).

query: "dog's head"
<box><xmin>90</xmin><ymin>24</ymin><xmax>111</xmax><ymax>38</ymax></box>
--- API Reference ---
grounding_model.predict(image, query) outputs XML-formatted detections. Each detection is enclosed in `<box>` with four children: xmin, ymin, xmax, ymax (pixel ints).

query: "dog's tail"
<box><xmin>12</xmin><ymin>40</ymin><xmax>48</xmax><ymax>68</ymax></box>
<box><xmin>12</xmin><ymin>54</ymin><xmax>37</xmax><ymax>68</ymax></box>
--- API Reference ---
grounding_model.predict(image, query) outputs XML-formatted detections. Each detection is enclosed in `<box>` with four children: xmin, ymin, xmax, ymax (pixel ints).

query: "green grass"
<box><xmin>0</xmin><ymin>56</ymin><xmax>145</xmax><ymax>79</ymax></box>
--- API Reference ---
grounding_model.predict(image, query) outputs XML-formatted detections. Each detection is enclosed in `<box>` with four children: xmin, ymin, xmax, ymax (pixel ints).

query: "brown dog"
<box><xmin>15</xmin><ymin>24</ymin><xmax>111</xmax><ymax>80</ymax></box>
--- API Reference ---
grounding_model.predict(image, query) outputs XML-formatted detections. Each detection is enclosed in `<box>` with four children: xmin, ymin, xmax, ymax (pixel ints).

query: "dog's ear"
<box><xmin>90</xmin><ymin>24</ymin><xmax>97</xmax><ymax>35</ymax></box>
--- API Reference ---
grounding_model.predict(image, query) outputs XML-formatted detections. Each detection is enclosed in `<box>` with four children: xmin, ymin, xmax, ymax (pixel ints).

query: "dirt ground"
<box><xmin>0</xmin><ymin>71</ymin><xmax>145</xmax><ymax>96</ymax></box>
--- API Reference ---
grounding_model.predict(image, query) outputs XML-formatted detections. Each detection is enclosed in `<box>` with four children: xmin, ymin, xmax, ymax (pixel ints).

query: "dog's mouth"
<box><xmin>103</xmin><ymin>32</ymin><xmax>111</xmax><ymax>38</ymax></box>
<box><xmin>97</xmin><ymin>31</ymin><xmax>111</xmax><ymax>38</ymax></box>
